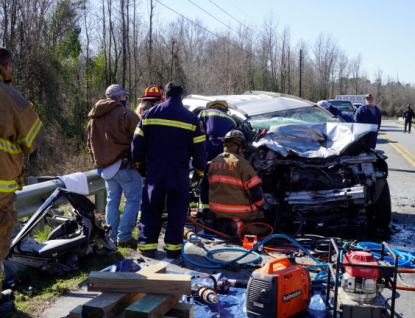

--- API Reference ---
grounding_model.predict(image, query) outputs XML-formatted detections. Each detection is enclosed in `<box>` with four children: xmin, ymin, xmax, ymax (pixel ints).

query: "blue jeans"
<box><xmin>105</xmin><ymin>167</ymin><xmax>143</xmax><ymax>242</ymax></box>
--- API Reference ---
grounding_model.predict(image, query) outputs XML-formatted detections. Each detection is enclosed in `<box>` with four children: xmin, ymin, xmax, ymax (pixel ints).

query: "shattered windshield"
<box><xmin>248</xmin><ymin>106</ymin><xmax>341</xmax><ymax>130</ymax></box>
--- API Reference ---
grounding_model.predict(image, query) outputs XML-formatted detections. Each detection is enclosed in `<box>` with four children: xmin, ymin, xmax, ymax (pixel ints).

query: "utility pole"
<box><xmin>148</xmin><ymin>0</ymin><xmax>154</xmax><ymax>83</ymax></box>
<box><xmin>299</xmin><ymin>49</ymin><xmax>303</xmax><ymax>98</ymax></box>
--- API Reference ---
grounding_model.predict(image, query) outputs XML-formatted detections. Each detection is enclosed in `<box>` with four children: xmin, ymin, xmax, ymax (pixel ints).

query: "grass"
<box><xmin>3</xmin><ymin>201</ymin><xmax>140</xmax><ymax>318</ymax></box>
<box><xmin>4</xmin><ymin>246</ymin><xmax>136</xmax><ymax>318</ymax></box>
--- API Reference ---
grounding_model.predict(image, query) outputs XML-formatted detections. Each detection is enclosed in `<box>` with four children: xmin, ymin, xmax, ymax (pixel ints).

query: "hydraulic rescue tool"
<box><xmin>190</xmin><ymin>275</ymin><xmax>219</xmax><ymax>305</ymax></box>
<box><xmin>325</xmin><ymin>239</ymin><xmax>398</xmax><ymax>318</ymax></box>
<box><xmin>246</xmin><ymin>257</ymin><xmax>311</xmax><ymax>318</ymax></box>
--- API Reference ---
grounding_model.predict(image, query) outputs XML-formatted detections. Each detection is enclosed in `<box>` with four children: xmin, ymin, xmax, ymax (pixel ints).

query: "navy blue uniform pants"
<box><xmin>405</xmin><ymin>119</ymin><xmax>412</xmax><ymax>133</ymax></box>
<box><xmin>138</xmin><ymin>165</ymin><xmax>189</xmax><ymax>252</ymax></box>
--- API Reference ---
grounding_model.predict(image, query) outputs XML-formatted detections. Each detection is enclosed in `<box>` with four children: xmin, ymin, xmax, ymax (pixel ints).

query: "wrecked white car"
<box><xmin>184</xmin><ymin>92</ymin><xmax>390</xmax><ymax>231</ymax></box>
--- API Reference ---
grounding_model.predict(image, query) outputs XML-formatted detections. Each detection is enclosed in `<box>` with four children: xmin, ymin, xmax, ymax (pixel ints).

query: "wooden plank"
<box><xmin>87</xmin><ymin>272</ymin><xmax>191</xmax><ymax>295</ymax></box>
<box><xmin>82</xmin><ymin>265</ymin><xmax>167</xmax><ymax>318</ymax></box>
<box><xmin>165</xmin><ymin>303</ymin><xmax>195</xmax><ymax>318</ymax></box>
<box><xmin>124</xmin><ymin>294</ymin><xmax>182</xmax><ymax>318</ymax></box>
<box><xmin>68</xmin><ymin>304</ymin><xmax>83</xmax><ymax>318</ymax></box>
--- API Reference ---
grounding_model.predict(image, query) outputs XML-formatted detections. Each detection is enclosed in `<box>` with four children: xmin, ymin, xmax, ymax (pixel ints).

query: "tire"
<box><xmin>367</xmin><ymin>180</ymin><xmax>391</xmax><ymax>230</ymax></box>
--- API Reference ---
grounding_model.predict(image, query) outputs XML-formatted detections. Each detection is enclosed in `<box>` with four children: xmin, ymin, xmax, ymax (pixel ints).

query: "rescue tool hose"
<box><xmin>357</xmin><ymin>242</ymin><xmax>415</xmax><ymax>268</ymax></box>
<box><xmin>181</xmin><ymin>234</ymin><xmax>323</xmax><ymax>269</ymax></box>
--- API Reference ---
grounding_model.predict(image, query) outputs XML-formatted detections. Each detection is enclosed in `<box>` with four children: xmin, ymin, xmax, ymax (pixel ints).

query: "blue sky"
<box><xmin>154</xmin><ymin>0</ymin><xmax>414</xmax><ymax>85</ymax></box>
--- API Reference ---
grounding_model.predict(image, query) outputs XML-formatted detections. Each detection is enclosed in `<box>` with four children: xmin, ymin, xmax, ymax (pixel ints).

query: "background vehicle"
<box><xmin>185</xmin><ymin>91</ymin><xmax>391</xmax><ymax>231</ymax></box>
<box><xmin>353</xmin><ymin>102</ymin><xmax>363</xmax><ymax>110</ymax></box>
<box><xmin>326</xmin><ymin>99</ymin><xmax>355</xmax><ymax>116</ymax></box>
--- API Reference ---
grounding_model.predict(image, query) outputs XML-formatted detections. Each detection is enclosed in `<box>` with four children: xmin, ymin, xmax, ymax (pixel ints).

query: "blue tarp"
<box><xmin>105</xmin><ymin>260</ymin><xmax>328</xmax><ymax>318</ymax></box>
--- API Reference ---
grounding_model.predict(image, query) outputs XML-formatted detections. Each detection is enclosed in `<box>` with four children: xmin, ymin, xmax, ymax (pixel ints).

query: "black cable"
<box><xmin>187</xmin><ymin>0</ymin><xmax>240</xmax><ymax>36</ymax></box>
<box><xmin>155</xmin><ymin>0</ymin><xmax>253</xmax><ymax>55</ymax></box>
<box><xmin>208</xmin><ymin>0</ymin><xmax>263</xmax><ymax>47</ymax></box>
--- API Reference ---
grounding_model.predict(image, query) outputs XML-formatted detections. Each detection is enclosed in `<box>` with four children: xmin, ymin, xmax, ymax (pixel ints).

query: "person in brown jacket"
<box><xmin>87</xmin><ymin>84</ymin><xmax>141</xmax><ymax>248</ymax></box>
<box><xmin>0</xmin><ymin>47</ymin><xmax>43</xmax><ymax>313</ymax></box>
<box><xmin>208</xmin><ymin>130</ymin><xmax>266</xmax><ymax>236</ymax></box>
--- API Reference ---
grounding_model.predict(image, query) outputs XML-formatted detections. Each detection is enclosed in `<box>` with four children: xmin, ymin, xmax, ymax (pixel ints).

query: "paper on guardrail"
<box><xmin>58</xmin><ymin>172</ymin><xmax>89</xmax><ymax>194</ymax></box>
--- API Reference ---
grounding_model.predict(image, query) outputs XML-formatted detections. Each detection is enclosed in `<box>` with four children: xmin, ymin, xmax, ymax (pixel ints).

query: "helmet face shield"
<box><xmin>206</xmin><ymin>100</ymin><xmax>229</xmax><ymax>111</ymax></box>
<box><xmin>225</xmin><ymin>138</ymin><xmax>247</xmax><ymax>151</ymax></box>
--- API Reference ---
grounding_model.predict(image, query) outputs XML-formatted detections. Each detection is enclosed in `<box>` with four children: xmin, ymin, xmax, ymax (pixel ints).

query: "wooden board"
<box><xmin>82</xmin><ymin>265</ymin><xmax>167</xmax><ymax>318</ymax></box>
<box><xmin>87</xmin><ymin>272</ymin><xmax>191</xmax><ymax>295</ymax></box>
<box><xmin>124</xmin><ymin>294</ymin><xmax>182</xmax><ymax>318</ymax></box>
<box><xmin>69</xmin><ymin>304</ymin><xmax>83</xmax><ymax>318</ymax></box>
<box><xmin>165</xmin><ymin>303</ymin><xmax>195</xmax><ymax>318</ymax></box>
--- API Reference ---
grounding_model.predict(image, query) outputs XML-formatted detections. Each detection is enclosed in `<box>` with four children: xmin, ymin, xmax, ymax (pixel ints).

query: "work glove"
<box><xmin>136</xmin><ymin>162</ymin><xmax>146</xmax><ymax>178</ymax></box>
<box><xmin>193</xmin><ymin>168</ymin><xmax>204</xmax><ymax>186</ymax></box>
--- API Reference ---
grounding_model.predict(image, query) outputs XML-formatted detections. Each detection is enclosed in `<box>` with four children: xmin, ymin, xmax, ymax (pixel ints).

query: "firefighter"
<box><xmin>0</xmin><ymin>47</ymin><xmax>43</xmax><ymax>313</ymax></box>
<box><xmin>87</xmin><ymin>84</ymin><xmax>141</xmax><ymax>248</ymax></box>
<box><xmin>135</xmin><ymin>85</ymin><xmax>165</xmax><ymax>117</ymax></box>
<box><xmin>208</xmin><ymin>130</ymin><xmax>266</xmax><ymax>236</ymax></box>
<box><xmin>196</xmin><ymin>100</ymin><xmax>237</xmax><ymax>219</ymax></box>
<box><xmin>131</xmin><ymin>82</ymin><xmax>207</xmax><ymax>258</ymax></box>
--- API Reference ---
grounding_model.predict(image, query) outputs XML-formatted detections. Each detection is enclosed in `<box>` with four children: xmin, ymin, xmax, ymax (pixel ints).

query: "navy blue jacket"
<box><xmin>354</xmin><ymin>104</ymin><xmax>382</xmax><ymax>149</ymax></box>
<box><xmin>327</xmin><ymin>105</ymin><xmax>355</xmax><ymax>123</ymax></box>
<box><xmin>199</xmin><ymin>109</ymin><xmax>237</xmax><ymax>161</ymax></box>
<box><xmin>132</xmin><ymin>96</ymin><xmax>207</xmax><ymax>171</ymax></box>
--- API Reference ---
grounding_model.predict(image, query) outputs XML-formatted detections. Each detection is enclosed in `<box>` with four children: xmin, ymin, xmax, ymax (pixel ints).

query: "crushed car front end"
<box><xmin>248</xmin><ymin>123</ymin><xmax>390</xmax><ymax>230</ymax></box>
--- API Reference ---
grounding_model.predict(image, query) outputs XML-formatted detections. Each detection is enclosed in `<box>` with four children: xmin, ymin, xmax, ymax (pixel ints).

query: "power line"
<box><xmin>226</xmin><ymin>0</ymin><xmax>259</xmax><ymax>27</ymax></box>
<box><xmin>155</xmin><ymin>0</ymin><xmax>254</xmax><ymax>55</ymax></box>
<box><xmin>208</xmin><ymin>0</ymin><xmax>264</xmax><ymax>47</ymax></box>
<box><xmin>187</xmin><ymin>0</ymin><xmax>240</xmax><ymax>37</ymax></box>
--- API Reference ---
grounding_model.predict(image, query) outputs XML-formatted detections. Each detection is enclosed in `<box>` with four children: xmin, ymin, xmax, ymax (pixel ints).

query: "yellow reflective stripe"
<box><xmin>198</xmin><ymin>203</ymin><xmax>210</xmax><ymax>209</ymax></box>
<box><xmin>0</xmin><ymin>179</ymin><xmax>21</xmax><ymax>192</ymax></box>
<box><xmin>201</xmin><ymin>112</ymin><xmax>237</xmax><ymax>127</ymax></box>
<box><xmin>0</xmin><ymin>138</ymin><xmax>22</xmax><ymax>154</ymax></box>
<box><xmin>135</xmin><ymin>127</ymin><xmax>144</xmax><ymax>136</ymax></box>
<box><xmin>193</xmin><ymin>135</ymin><xmax>206</xmax><ymax>143</ymax></box>
<box><xmin>165</xmin><ymin>243</ymin><xmax>182</xmax><ymax>251</ymax></box>
<box><xmin>18</xmin><ymin>117</ymin><xmax>43</xmax><ymax>148</ymax></box>
<box><xmin>137</xmin><ymin>243</ymin><xmax>158</xmax><ymax>250</ymax></box>
<box><xmin>142</xmin><ymin>118</ymin><xmax>196</xmax><ymax>131</ymax></box>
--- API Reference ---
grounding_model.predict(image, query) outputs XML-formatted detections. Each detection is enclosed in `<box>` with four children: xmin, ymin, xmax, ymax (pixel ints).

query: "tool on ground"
<box><xmin>184</xmin><ymin>229</ymin><xmax>198</xmax><ymax>240</ymax></box>
<box><xmin>246</xmin><ymin>257</ymin><xmax>311</xmax><ymax>318</ymax></box>
<box><xmin>243</xmin><ymin>235</ymin><xmax>258</xmax><ymax>250</ymax></box>
<box><xmin>325</xmin><ymin>239</ymin><xmax>398</xmax><ymax>318</ymax></box>
<box><xmin>191</xmin><ymin>275</ymin><xmax>219</xmax><ymax>305</ymax></box>
<box><xmin>216</xmin><ymin>279</ymin><xmax>248</xmax><ymax>294</ymax></box>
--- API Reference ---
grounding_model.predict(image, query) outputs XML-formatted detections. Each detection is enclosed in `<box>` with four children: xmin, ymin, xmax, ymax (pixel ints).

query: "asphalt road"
<box><xmin>44</xmin><ymin>120</ymin><xmax>415</xmax><ymax>318</ymax></box>
<box><xmin>374</xmin><ymin>120</ymin><xmax>415</xmax><ymax>318</ymax></box>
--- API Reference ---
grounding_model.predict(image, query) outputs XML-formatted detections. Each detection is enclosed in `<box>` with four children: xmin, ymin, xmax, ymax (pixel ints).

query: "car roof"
<box><xmin>327</xmin><ymin>99</ymin><xmax>353</xmax><ymax>104</ymax></box>
<box><xmin>183</xmin><ymin>91</ymin><xmax>315</xmax><ymax>116</ymax></box>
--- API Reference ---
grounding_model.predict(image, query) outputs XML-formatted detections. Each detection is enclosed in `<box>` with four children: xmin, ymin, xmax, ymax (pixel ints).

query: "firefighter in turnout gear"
<box><xmin>135</xmin><ymin>85</ymin><xmax>165</xmax><ymax>117</ymax></box>
<box><xmin>197</xmin><ymin>100</ymin><xmax>237</xmax><ymax>219</ymax></box>
<box><xmin>208</xmin><ymin>130</ymin><xmax>266</xmax><ymax>236</ymax></box>
<box><xmin>0</xmin><ymin>47</ymin><xmax>43</xmax><ymax>313</ymax></box>
<box><xmin>131</xmin><ymin>82</ymin><xmax>207</xmax><ymax>259</ymax></box>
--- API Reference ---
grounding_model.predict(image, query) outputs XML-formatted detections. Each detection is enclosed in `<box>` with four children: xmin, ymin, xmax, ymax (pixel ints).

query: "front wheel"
<box><xmin>367</xmin><ymin>180</ymin><xmax>391</xmax><ymax>230</ymax></box>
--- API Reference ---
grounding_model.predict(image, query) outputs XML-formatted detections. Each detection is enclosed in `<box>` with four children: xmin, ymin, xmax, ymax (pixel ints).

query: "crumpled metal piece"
<box><xmin>253</xmin><ymin>123</ymin><xmax>378</xmax><ymax>158</ymax></box>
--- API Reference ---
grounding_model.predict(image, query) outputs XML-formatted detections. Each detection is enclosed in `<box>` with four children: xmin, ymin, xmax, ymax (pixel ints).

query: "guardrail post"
<box><xmin>95</xmin><ymin>191</ymin><xmax>107</xmax><ymax>213</ymax></box>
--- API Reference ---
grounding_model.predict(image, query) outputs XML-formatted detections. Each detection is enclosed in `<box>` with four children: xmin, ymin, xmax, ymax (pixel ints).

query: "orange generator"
<box><xmin>246</xmin><ymin>257</ymin><xmax>311</xmax><ymax>318</ymax></box>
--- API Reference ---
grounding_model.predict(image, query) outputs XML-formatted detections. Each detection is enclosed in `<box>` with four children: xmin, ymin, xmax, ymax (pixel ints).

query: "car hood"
<box><xmin>252</xmin><ymin>123</ymin><xmax>378</xmax><ymax>158</ymax></box>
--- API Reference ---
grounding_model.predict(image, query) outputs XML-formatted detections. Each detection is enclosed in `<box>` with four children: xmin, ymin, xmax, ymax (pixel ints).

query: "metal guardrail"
<box><xmin>16</xmin><ymin>170</ymin><xmax>106</xmax><ymax>219</ymax></box>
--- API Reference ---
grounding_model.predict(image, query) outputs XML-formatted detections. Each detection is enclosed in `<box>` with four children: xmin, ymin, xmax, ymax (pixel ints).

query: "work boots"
<box><xmin>165</xmin><ymin>250</ymin><xmax>181</xmax><ymax>259</ymax></box>
<box><xmin>0</xmin><ymin>301</ymin><xmax>16</xmax><ymax>314</ymax></box>
<box><xmin>0</xmin><ymin>290</ymin><xmax>16</xmax><ymax>315</ymax></box>
<box><xmin>0</xmin><ymin>289</ymin><xmax>15</xmax><ymax>304</ymax></box>
<box><xmin>140</xmin><ymin>249</ymin><xmax>156</xmax><ymax>258</ymax></box>
<box><xmin>116</xmin><ymin>238</ymin><xmax>138</xmax><ymax>249</ymax></box>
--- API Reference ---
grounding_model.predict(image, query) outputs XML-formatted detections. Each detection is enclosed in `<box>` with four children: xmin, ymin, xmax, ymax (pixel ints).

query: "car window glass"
<box><xmin>248</xmin><ymin>107</ymin><xmax>341</xmax><ymax>130</ymax></box>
